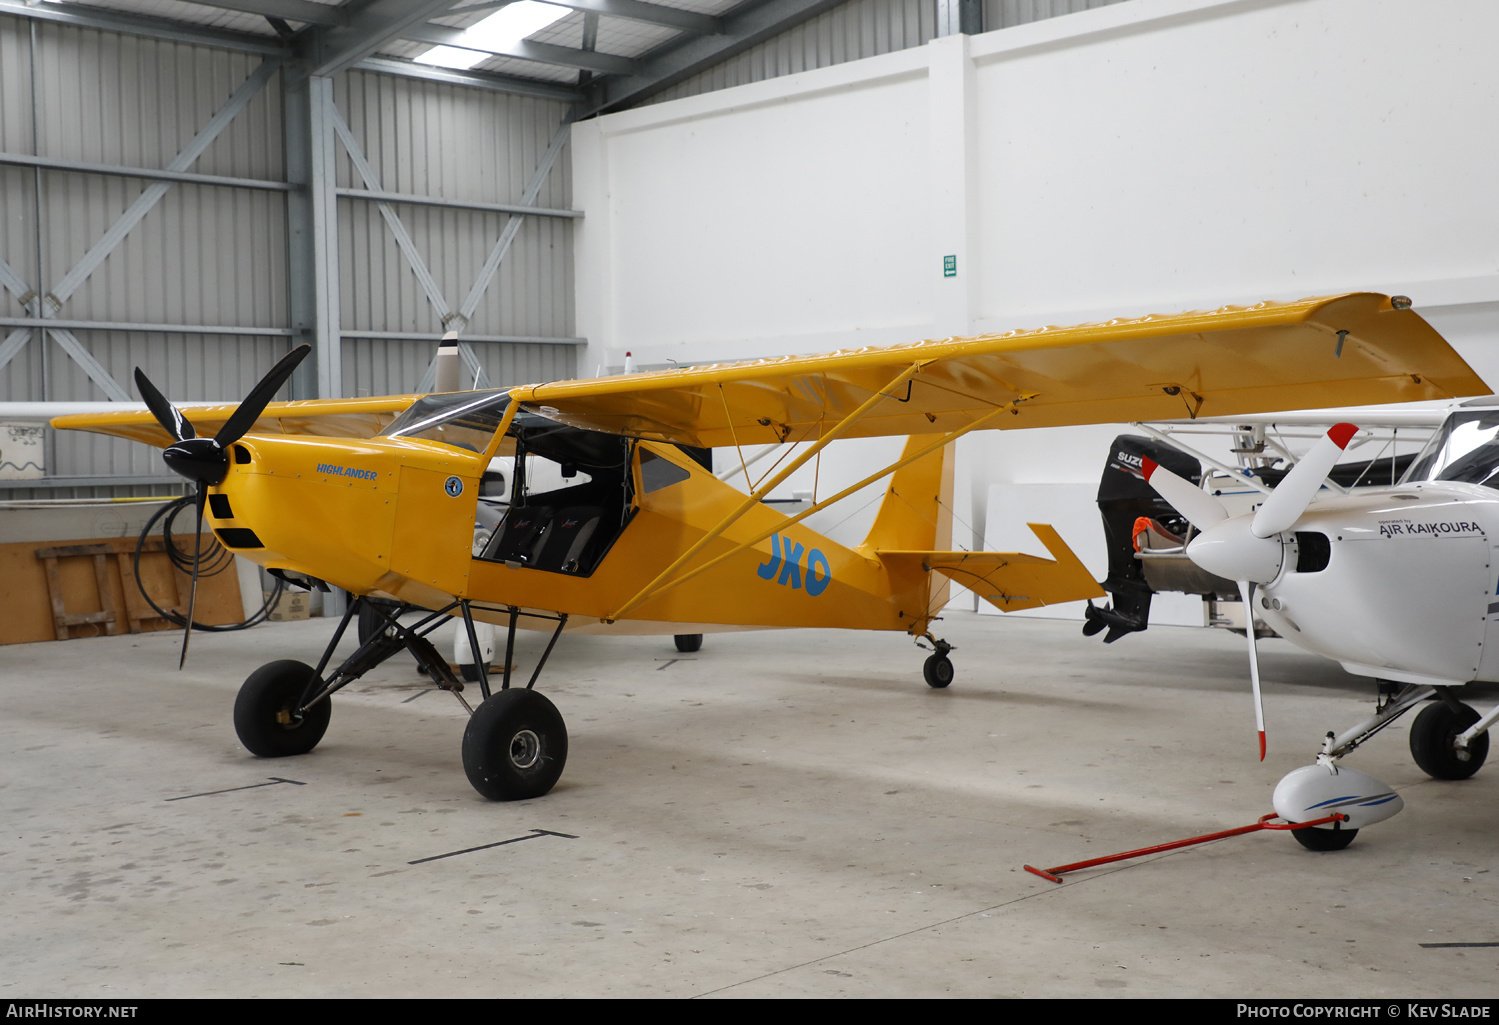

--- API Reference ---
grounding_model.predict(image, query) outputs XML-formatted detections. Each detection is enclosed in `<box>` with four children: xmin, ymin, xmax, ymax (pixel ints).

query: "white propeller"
<box><xmin>1139</xmin><ymin>457</ymin><xmax>1228</xmax><ymax>529</ymax></box>
<box><xmin>433</xmin><ymin>332</ymin><xmax>462</xmax><ymax>393</ymax></box>
<box><xmin>1251</xmin><ymin>423</ymin><xmax>1358</xmax><ymax>537</ymax></box>
<box><xmin>1137</xmin><ymin>424</ymin><xmax>1359</xmax><ymax>761</ymax></box>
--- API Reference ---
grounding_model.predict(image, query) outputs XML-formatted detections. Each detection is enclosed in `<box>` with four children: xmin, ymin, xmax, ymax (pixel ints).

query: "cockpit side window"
<box><xmin>1403</xmin><ymin>412</ymin><xmax>1499</xmax><ymax>490</ymax></box>
<box><xmin>639</xmin><ymin>448</ymin><xmax>691</xmax><ymax>493</ymax></box>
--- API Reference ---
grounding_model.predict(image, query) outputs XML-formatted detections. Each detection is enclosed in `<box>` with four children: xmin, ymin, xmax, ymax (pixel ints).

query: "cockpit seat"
<box><xmin>485</xmin><ymin>505</ymin><xmax>553</xmax><ymax>565</ymax></box>
<box><xmin>536</xmin><ymin>505</ymin><xmax>604</xmax><ymax>574</ymax></box>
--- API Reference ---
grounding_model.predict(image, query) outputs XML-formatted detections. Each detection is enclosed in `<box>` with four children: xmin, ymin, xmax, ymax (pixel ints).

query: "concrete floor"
<box><xmin>2</xmin><ymin>611</ymin><xmax>1496</xmax><ymax>998</ymax></box>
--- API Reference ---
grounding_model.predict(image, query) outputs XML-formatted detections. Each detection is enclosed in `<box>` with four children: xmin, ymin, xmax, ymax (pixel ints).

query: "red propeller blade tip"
<box><xmin>1259</xmin><ymin>731</ymin><xmax>1266</xmax><ymax>762</ymax></box>
<box><xmin>1140</xmin><ymin>456</ymin><xmax>1158</xmax><ymax>480</ymax></box>
<box><xmin>1328</xmin><ymin>423</ymin><xmax>1359</xmax><ymax>450</ymax></box>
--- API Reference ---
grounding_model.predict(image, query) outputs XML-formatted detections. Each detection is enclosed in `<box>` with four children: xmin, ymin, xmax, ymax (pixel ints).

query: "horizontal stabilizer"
<box><xmin>878</xmin><ymin>523</ymin><xmax>1104</xmax><ymax>613</ymax></box>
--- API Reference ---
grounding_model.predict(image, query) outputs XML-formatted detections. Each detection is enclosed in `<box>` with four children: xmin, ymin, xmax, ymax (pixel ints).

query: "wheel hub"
<box><xmin>508</xmin><ymin>729</ymin><xmax>541</xmax><ymax>769</ymax></box>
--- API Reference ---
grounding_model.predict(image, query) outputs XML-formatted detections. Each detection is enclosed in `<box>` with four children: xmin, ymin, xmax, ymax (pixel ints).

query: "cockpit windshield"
<box><xmin>380</xmin><ymin>390</ymin><xmax>511</xmax><ymax>452</ymax></box>
<box><xmin>1401</xmin><ymin>410</ymin><xmax>1499</xmax><ymax>490</ymax></box>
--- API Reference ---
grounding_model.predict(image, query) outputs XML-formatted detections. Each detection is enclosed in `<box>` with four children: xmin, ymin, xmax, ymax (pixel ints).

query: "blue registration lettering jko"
<box><xmin>756</xmin><ymin>533</ymin><xmax>831</xmax><ymax>596</ymax></box>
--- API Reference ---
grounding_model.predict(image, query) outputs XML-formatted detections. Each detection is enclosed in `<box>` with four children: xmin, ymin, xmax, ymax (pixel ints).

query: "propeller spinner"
<box><xmin>1139</xmin><ymin>423</ymin><xmax>1360</xmax><ymax>760</ymax></box>
<box><xmin>135</xmin><ymin>344</ymin><xmax>311</xmax><ymax>667</ymax></box>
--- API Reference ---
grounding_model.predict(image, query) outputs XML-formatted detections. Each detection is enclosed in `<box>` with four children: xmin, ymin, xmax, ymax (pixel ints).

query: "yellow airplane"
<box><xmin>54</xmin><ymin>293</ymin><xmax>1485</xmax><ymax>801</ymax></box>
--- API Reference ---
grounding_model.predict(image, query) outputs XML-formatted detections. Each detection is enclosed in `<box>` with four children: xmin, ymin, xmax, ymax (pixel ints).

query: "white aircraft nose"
<box><xmin>1186</xmin><ymin>516</ymin><xmax>1284</xmax><ymax>584</ymax></box>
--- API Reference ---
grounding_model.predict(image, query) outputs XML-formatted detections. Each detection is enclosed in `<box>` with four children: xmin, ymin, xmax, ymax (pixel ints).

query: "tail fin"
<box><xmin>860</xmin><ymin>435</ymin><xmax>954</xmax><ymax>554</ymax></box>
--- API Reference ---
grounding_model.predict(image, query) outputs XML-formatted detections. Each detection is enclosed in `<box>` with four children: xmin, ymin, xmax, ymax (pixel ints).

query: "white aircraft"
<box><xmin>1138</xmin><ymin>402</ymin><xmax>1499</xmax><ymax>850</ymax></box>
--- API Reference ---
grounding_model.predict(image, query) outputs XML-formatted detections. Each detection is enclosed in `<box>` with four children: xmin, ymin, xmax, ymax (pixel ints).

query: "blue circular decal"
<box><xmin>444</xmin><ymin>475</ymin><xmax>464</xmax><ymax>497</ymax></box>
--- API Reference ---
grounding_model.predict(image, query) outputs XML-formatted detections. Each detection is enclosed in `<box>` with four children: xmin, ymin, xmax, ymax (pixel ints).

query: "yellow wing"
<box><xmin>51</xmin><ymin>395</ymin><xmax>420</xmax><ymax>447</ymax></box>
<box><xmin>511</xmin><ymin>293</ymin><xmax>1484</xmax><ymax>448</ymax></box>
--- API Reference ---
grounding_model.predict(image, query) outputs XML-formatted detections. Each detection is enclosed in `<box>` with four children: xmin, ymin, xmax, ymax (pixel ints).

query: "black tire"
<box><xmin>1291</xmin><ymin>824</ymin><xmax>1358</xmax><ymax>851</ymax></box>
<box><xmin>356</xmin><ymin>599</ymin><xmax>393</xmax><ymax>647</ymax></box>
<box><xmin>1410</xmin><ymin>701</ymin><xmax>1489</xmax><ymax>780</ymax></box>
<box><xmin>234</xmin><ymin>659</ymin><xmax>331</xmax><ymax>757</ymax></box>
<box><xmin>923</xmin><ymin>653</ymin><xmax>954</xmax><ymax>689</ymax></box>
<box><xmin>462</xmin><ymin>689</ymin><xmax>568</xmax><ymax>801</ymax></box>
<box><xmin>674</xmin><ymin>634</ymin><xmax>703</xmax><ymax>653</ymax></box>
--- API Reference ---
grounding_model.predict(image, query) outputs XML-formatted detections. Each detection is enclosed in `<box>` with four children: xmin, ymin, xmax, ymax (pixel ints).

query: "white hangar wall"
<box><xmin>574</xmin><ymin>0</ymin><xmax>1499</xmax><ymax>606</ymax></box>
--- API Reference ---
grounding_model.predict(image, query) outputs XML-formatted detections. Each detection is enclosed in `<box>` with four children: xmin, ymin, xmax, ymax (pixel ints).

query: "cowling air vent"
<box><xmin>1295</xmin><ymin>531</ymin><xmax>1331</xmax><ymax>573</ymax></box>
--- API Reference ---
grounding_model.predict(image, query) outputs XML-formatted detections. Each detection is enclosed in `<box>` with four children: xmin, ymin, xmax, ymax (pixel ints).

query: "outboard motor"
<box><xmin>1083</xmin><ymin>435</ymin><xmax>1200</xmax><ymax>643</ymax></box>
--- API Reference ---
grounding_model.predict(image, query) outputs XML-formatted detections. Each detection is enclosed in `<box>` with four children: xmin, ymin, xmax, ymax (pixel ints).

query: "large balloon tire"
<box><xmin>462</xmin><ymin>689</ymin><xmax>568</xmax><ymax>801</ymax></box>
<box><xmin>674</xmin><ymin>634</ymin><xmax>703</xmax><ymax>653</ymax></box>
<box><xmin>234</xmin><ymin>660</ymin><xmax>331</xmax><ymax>757</ymax></box>
<box><xmin>1410</xmin><ymin>701</ymin><xmax>1489</xmax><ymax>781</ymax></box>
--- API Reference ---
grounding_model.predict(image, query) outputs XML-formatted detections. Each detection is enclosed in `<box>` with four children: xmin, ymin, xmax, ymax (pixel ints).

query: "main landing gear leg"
<box><xmin>235</xmin><ymin>598</ymin><xmax>575</xmax><ymax>802</ymax></box>
<box><xmin>460</xmin><ymin>603</ymin><xmax>571</xmax><ymax>801</ymax></box>
<box><xmin>918</xmin><ymin>633</ymin><xmax>954</xmax><ymax>689</ymax></box>
<box><xmin>1316</xmin><ymin>682</ymin><xmax>1492</xmax><ymax>781</ymax></box>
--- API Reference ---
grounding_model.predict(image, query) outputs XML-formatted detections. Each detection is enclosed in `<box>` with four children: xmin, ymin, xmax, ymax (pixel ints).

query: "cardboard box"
<box><xmin>264</xmin><ymin>589</ymin><xmax>310</xmax><ymax>621</ymax></box>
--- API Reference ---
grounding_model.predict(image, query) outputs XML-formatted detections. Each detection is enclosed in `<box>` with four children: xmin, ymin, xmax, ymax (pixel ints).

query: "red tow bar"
<box><xmin>1023</xmin><ymin>812</ymin><xmax>1349</xmax><ymax>883</ymax></box>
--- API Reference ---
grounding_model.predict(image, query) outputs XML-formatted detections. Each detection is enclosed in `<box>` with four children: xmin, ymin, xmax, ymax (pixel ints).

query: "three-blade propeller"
<box><xmin>1140</xmin><ymin>423</ymin><xmax>1359</xmax><ymax>760</ymax></box>
<box><xmin>135</xmin><ymin>344</ymin><xmax>311</xmax><ymax>668</ymax></box>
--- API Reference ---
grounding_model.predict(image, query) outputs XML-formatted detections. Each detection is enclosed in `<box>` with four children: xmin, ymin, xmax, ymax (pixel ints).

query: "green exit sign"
<box><xmin>943</xmin><ymin>255</ymin><xmax>957</xmax><ymax>277</ymax></box>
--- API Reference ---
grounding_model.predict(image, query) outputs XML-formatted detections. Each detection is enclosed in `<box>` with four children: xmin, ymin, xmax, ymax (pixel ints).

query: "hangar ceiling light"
<box><xmin>417</xmin><ymin>1</ymin><xmax>570</xmax><ymax>71</ymax></box>
<box><xmin>0</xmin><ymin>0</ymin><xmax>858</xmax><ymax>113</ymax></box>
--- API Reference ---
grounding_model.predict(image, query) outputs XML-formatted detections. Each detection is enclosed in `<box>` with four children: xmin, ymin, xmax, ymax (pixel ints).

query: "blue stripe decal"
<box><xmin>1306</xmin><ymin>795</ymin><xmax>1360</xmax><ymax>809</ymax></box>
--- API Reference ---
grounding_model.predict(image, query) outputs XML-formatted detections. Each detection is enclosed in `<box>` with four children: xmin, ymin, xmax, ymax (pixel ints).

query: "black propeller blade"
<box><xmin>134</xmin><ymin>367</ymin><xmax>195</xmax><ymax>443</ymax></box>
<box><xmin>134</xmin><ymin>344</ymin><xmax>311</xmax><ymax>667</ymax></box>
<box><xmin>216</xmin><ymin>344</ymin><xmax>312</xmax><ymax>447</ymax></box>
<box><xmin>180</xmin><ymin>485</ymin><xmax>207</xmax><ymax>670</ymax></box>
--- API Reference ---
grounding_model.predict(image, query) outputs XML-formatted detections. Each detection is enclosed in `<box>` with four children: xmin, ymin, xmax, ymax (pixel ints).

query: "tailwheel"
<box><xmin>673</xmin><ymin>634</ymin><xmax>703</xmax><ymax>653</ymax></box>
<box><xmin>1410</xmin><ymin>700</ymin><xmax>1489</xmax><ymax>780</ymax></box>
<box><xmin>462</xmin><ymin>689</ymin><xmax>568</xmax><ymax>801</ymax></box>
<box><xmin>1291</xmin><ymin>824</ymin><xmax>1358</xmax><ymax>852</ymax></box>
<box><xmin>234</xmin><ymin>659</ymin><xmax>331</xmax><ymax>757</ymax></box>
<box><xmin>923</xmin><ymin>653</ymin><xmax>953</xmax><ymax>689</ymax></box>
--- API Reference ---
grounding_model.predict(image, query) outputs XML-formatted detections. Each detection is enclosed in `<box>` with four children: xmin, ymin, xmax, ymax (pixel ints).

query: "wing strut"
<box><xmin>607</xmin><ymin>391</ymin><xmax>1033</xmax><ymax>621</ymax></box>
<box><xmin>606</xmin><ymin>362</ymin><xmax>924</xmax><ymax>622</ymax></box>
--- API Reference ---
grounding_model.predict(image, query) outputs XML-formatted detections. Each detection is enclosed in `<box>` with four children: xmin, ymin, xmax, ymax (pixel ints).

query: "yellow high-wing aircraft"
<box><xmin>53</xmin><ymin>293</ymin><xmax>1485</xmax><ymax>801</ymax></box>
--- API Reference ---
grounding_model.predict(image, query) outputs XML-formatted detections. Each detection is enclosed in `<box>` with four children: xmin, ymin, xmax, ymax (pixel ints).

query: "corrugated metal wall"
<box><xmin>0</xmin><ymin>12</ymin><xmax>579</xmax><ymax>498</ymax></box>
<box><xmin>1</xmin><ymin>14</ymin><xmax>292</xmax><ymax>496</ymax></box>
<box><xmin>649</xmin><ymin>0</ymin><xmax>1133</xmax><ymax>103</ymax></box>
<box><xmin>332</xmin><ymin>70</ymin><xmax>576</xmax><ymax>397</ymax></box>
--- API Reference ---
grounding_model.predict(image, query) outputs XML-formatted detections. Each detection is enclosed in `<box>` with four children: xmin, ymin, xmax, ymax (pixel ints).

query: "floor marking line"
<box><xmin>409</xmin><ymin>827</ymin><xmax>578</xmax><ymax>865</ymax></box>
<box><xmin>1419</xmin><ymin>942</ymin><xmax>1499</xmax><ymax>948</ymax></box>
<box><xmin>165</xmin><ymin>777</ymin><xmax>306</xmax><ymax>801</ymax></box>
<box><xmin>690</xmin><ymin>841</ymin><xmax>1214</xmax><ymax>997</ymax></box>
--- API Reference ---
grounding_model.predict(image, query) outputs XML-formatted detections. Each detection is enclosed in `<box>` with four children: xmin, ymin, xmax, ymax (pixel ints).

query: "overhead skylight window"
<box><xmin>416</xmin><ymin>2</ymin><xmax>570</xmax><ymax>70</ymax></box>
